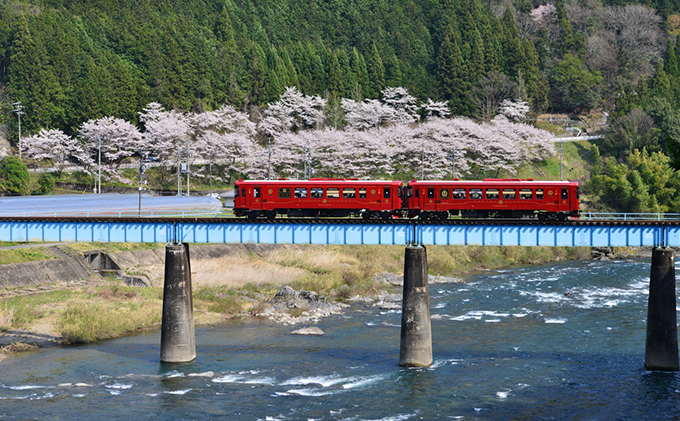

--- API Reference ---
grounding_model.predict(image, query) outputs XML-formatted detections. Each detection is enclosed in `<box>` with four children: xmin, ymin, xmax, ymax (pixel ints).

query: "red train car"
<box><xmin>234</xmin><ymin>178</ymin><xmax>403</xmax><ymax>219</ymax></box>
<box><xmin>406</xmin><ymin>178</ymin><xmax>580</xmax><ymax>220</ymax></box>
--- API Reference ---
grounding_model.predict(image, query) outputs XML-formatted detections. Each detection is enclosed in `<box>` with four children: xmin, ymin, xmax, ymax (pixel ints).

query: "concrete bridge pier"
<box><xmin>645</xmin><ymin>247</ymin><xmax>679</xmax><ymax>371</ymax></box>
<box><xmin>399</xmin><ymin>245</ymin><xmax>433</xmax><ymax>367</ymax></box>
<box><xmin>160</xmin><ymin>243</ymin><xmax>196</xmax><ymax>363</ymax></box>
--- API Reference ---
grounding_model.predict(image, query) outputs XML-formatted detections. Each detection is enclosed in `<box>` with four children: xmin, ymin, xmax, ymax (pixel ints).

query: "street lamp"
<box><xmin>13</xmin><ymin>102</ymin><xmax>23</xmax><ymax>159</ymax></box>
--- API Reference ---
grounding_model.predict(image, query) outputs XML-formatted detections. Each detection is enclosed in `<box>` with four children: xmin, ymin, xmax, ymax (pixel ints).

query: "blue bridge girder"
<box><xmin>0</xmin><ymin>218</ymin><xmax>679</xmax><ymax>247</ymax></box>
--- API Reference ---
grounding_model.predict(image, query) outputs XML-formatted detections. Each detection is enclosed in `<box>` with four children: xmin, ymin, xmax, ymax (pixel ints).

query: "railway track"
<box><xmin>2</xmin><ymin>216</ymin><xmax>680</xmax><ymax>226</ymax></box>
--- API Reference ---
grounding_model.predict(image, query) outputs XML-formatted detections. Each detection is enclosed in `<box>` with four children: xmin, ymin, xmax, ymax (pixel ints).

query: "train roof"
<box><xmin>408</xmin><ymin>179</ymin><xmax>579</xmax><ymax>186</ymax></box>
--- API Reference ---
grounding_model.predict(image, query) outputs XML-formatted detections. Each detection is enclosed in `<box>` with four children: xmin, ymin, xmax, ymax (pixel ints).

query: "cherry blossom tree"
<box><xmin>21</xmin><ymin>128</ymin><xmax>92</xmax><ymax>175</ymax></box>
<box><xmin>138</xmin><ymin>102</ymin><xmax>191</xmax><ymax>188</ymax></box>
<box><xmin>78</xmin><ymin>116</ymin><xmax>142</xmax><ymax>182</ymax></box>
<box><xmin>189</xmin><ymin>105</ymin><xmax>259</xmax><ymax>186</ymax></box>
<box><xmin>421</xmin><ymin>99</ymin><xmax>451</xmax><ymax>121</ymax></box>
<box><xmin>499</xmin><ymin>99</ymin><xmax>530</xmax><ymax>122</ymax></box>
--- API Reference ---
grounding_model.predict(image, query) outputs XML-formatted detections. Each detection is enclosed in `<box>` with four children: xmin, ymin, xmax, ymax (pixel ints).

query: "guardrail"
<box><xmin>0</xmin><ymin>209</ymin><xmax>234</xmax><ymax>219</ymax></box>
<box><xmin>581</xmin><ymin>213</ymin><xmax>680</xmax><ymax>221</ymax></box>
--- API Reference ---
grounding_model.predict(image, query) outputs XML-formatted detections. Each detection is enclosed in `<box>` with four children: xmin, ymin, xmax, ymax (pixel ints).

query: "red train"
<box><xmin>234</xmin><ymin>178</ymin><xmax>580</xmax><ymax>220</ymax></box>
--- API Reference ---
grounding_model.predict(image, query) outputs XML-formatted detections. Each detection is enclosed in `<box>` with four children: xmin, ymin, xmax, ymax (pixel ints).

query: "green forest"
<box><xmin>4</xmin><ymin>0</ymin><xmax>680</xmax><ymax>213</ymax></box>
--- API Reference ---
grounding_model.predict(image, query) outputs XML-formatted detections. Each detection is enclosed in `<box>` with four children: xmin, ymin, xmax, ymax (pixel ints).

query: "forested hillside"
<box><xmin>0</xmin><ymin>0</ymin><xmax>676</xmax><ymax>132</ymax></box>
<box><xmin>4</xmin><ymin>0</ymin><xmax>680</xmax><ymax>212</ymax></box>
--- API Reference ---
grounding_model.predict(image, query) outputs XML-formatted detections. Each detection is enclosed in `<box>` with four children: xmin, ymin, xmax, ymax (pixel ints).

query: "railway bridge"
<box><xmin>0</xmin><ymin>216</ymin><xmax>677</xmax><ymax>371</ymax></box>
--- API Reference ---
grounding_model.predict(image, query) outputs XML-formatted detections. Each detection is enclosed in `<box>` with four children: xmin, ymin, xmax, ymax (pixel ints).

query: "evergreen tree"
<box><xmin>650</xmin><ymin>60</ymin><xmax>672</xmax><ymax>101</ymax></box>
<box><xmin>555</xmin><ymin>0</ymin><xmax>575</xmax><ymax>55</ymax></box>
<box><xmin>435</xmin><ymin>27</ymin><xmax>468</xmax><ymax>114</ymax></box>
<box><xmin>366</xmin><ymin>42</ymin><xmax>385</xmax><ymax>99</ymax></box>
<box><xmin>664</xmin><ymin>40</ymin><xmax>679</xmax><ymax>78</ymax></box>
<box><xmin>350</xmin><ymin>48</ymin><xmax>369</xmax><ymax>100</ymax></box>
<box><xmin>384</xmin><ymin>53</ymin><xmax>402</xmax><ymax>87</ymax></box>
<box><xmin>328</xmin><ymin>52</ymin><xmax>344</xmax><ymax>96</ymax></box>
<box><xmin>337</xmin><ymin>49</ymin><xmax>356</xmax><ymax>99</ymax></box>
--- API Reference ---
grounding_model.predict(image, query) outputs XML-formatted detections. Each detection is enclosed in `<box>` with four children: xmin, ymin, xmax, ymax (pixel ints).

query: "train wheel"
<box><xmin>557</xmin><ymin>213</ymin><xmax>567</xmax><ymax>221</ymax></box>
<box><xmin>266</xmin><ymin>211</ymin><xmax>276</xmax><ymax>221</ymax></box>
<box><xmin>537</xmin><ymin>213</ymin><xmax>547</xmax><ymax>221</ymax></box>
<box><xmin>382</xmin><ymin>212</ymin><xmax>392</xmax><ymax>220</ymax></box>
<box><xmin>362</xmin><ymin>212</ymin><xmax>371</xmax><ymax>220</ymax></box>
<box><xmin>247</xmin><ymin>213</ymin><xmax>257</xmax><ymax>220</ymax></box>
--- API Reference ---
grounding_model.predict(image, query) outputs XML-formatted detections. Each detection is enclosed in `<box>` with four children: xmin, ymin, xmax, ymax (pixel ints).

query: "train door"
<box><xmin>560</xmin><ymin>188</ymin><xmax>569</xmax><ymax>211</ymax></box>
<box><xmin>426</xmin><ymin>187</ymin><xmax>435</xmax><ymax>210</ymax></box>
<box><xmin>247</xmin><ymin>186</ymin><xmax>262</xmax><ymax>210</ymax></box>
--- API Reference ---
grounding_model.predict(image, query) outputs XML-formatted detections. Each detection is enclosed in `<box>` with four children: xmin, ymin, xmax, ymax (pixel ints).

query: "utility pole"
<box><xmin>13</xmin><ymin>102</ymin><xmax>23</xmax><ymax>159</ymax></box>
<box><xmin>560</xmin><ymin>138</ymin><xmax>564</xmax><ymax>181</ymax></box>
<box><xmin>448</xmin><ymin>149</ymin><xmax>457</xmax><ymax>179</ymax></box>
<box><xmin>267</xmin><ymin>138</ymin><xmax>272</xmax><ymax>179</ymax></box>
<box><xmin>97</xmin><ymin>134</ymin><xmax>102</xmax><ymax>194</ymax></box>
<box><xmin>139</xmin><ymin>152</ymin><xmax>149</xmax><ymax>217</ymax></box>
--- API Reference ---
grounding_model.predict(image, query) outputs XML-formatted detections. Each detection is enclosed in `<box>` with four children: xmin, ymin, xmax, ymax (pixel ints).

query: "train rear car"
<box><xmin>406</xmin><ymin>178</ymin><xmax>580</xmax><ymax>220</ymax></box>
<box><xmin>234</xmin><ymin>178</ymin><xmax>403</xmax><ymax>219</ymax></box>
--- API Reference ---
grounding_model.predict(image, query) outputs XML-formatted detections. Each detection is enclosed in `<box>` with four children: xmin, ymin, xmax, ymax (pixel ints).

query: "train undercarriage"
<box><xmin>236</xmin><ymin>208</ymin><xmax>579</xmax><ymax>221</ymax></box>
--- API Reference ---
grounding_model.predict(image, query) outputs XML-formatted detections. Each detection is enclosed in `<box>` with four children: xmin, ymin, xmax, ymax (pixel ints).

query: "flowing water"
<box><xmin>2</xmin><ymin>258</ymin><xmax>680</xmax><ymax>420</ymax></box>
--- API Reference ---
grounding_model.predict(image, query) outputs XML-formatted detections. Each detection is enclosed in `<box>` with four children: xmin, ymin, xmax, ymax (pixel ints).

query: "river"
<box><xmin>1</xmin><ymin>258</ymin><xmax>679</xmax><ymax>420</ymax></box>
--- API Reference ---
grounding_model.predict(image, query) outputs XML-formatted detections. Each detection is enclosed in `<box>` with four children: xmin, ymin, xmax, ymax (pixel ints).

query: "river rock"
<box><xmin>260</xmin><ymin>286</ymin><xmax>348</xmax><ymax>325</ymax></box>
<box><xmin>291</xmin><ymin>327</ymin><xmax>325</xmax><ymax>336</ymax></box>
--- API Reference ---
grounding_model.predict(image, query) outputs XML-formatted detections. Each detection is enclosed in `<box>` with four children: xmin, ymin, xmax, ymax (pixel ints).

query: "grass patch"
<box><xmin>58</xmin><ymin>298</ymin><xmax>162</xmax><ymax>343</ymax></box>
<box><xmin>1</xmin><ymin>290</ymin><xmax>76</xmax><ymax>329</ymax></box>
<box><xmin>0</xmin><ymin>248</ymin><xmax>55</xmax><ymax>265</ymax></box>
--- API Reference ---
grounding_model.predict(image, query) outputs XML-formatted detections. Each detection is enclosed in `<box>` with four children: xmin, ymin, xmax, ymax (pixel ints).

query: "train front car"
<box><xmin>234</xmin><ymin>178</ymin><xmax>403</xmax><ymax>220</ymax></box>
<box><xmin>406</xmin><ymin>178</ymin><xmax>580</xmax><ymax>220</ymax></box>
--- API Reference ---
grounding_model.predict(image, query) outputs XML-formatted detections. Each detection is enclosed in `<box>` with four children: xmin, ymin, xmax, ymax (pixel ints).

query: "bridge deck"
<box><xmin>0</xmin><ymin>217</ymin><xmax>678</xmax><ymax>247</ymax></box>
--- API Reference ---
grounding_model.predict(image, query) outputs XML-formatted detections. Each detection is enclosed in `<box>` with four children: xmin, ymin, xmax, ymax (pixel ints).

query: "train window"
<box><xmin>427</xmin><ymin>188</ymin><xmax>434</xmax><ymax>199</ymax></box>
<box><xmin>234</xmin><ymin>187</ymin><xmax>239</xmax><ymax>197</ymax></box>
<box><xmin>439</xmin><ymin>189</ymin><xmax>449</xmax><ymax>199</ymax></box>
<box><xmin>344</xmin><ymin>188</ymin><xmax>356</xmax><ymax>199</ymax></box>
<box><xmin>278</xmin><ymin>188</ymin><xmax>291</xmax><ymax>199</ymax></box>
<box><xmin>470</xmin><ymin>189</ymin><xmax>482</xmax><ymax>199</ymax></box>
<box><xmin>384</xmin><ymin>189</ymin><xmax>391</xmax><ymax>198</ymax></box>
<box><xmin>327</xmin><ymin>188</ymin><xmax>340</xmax><ymax>198</ymax></box>
<box><xmin>359</xmin><ymin>188</ymin><xmax>367</xmax><ymax>199</ymax></box>
<box><xmin>254</xmin><ymin>188</ymin><xmax>260</xmax><ymax>198</ymax></box>
<box><xmin>486</xmin><ymin>189</ymin><xmax>499</xmax><ymax>200</ymax></box>
<box><xmin>536</xmin><ymin>189</ymin><xmax>544</xmax><ymax>200</ymax></box>
<box><xmin>311</xmin><ymin>188</ymin><xmax>323</xmax><ymax>198</ymax></box>
<box><xmin>415</xmin><ymin>189</ymin><xmax>419</xmax><ymax>198</ymax></box>
<box><xmin>452</xmin><ymin>189</ymin><xmax>465</xmax><ymax>199</ymax></box>
<box><xmin>294</xmin><ymin>188</ymin><xmax>307</xmax><ymax>198</ymax></box>
<box><xmin>406</xmin><ymin>186</ymin><xmax>412</xmax><ymax>198</ymax></box>
<box><xmin>502</xmin><ymin>189</ymin><xmax>516</xmax><ymax>200</ymax></box>
<box><xmin>519</xmin><ymin>189</ymin><xmax>532</xmax><ymax>200</ymax></box>
<box><xmin>561</xmin><ymin>189</ymin><xmax>569</xmax><ymax>199</ymax></box>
